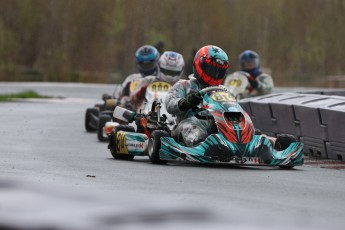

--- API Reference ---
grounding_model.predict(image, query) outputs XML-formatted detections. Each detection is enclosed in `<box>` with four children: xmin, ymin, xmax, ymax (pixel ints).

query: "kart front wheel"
<box><xmin>275</xmin><ymin>134</ymin><xmax>297</xmax><ymax>169</ymax></box>
<box><xmin>148</xmin><ymin>130</ymin><xmax>169</xmax><ymax>164</ymax></box>
<box><xmin>274</xmin><ymin>134</ymin><xmax>297</xmax><ymax>151</ymax></box>
<box><xmin>85</xmin><ymin>108</ymin><xmax>99</xmax><ymax>132</ymax></box>
<box><xmin>98</xmin><ymin>113</ymin><xmax>112</xmax><ymax>142</ymax></box>
<box><xmin>109</xmin><ymin>125</ymin><xmax>135</xmax><ymax>160</ymax></box>
<box><xmin>279</xmin><ymin>165</ymin><xmax>294</xmax><ymax>169</ymax></box>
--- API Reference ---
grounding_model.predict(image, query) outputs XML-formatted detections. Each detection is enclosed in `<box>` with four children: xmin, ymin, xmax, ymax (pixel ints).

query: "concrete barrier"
<box><xmin>239</xmin><ymin>91</ymin><xmax>345</xmax><ymax>160</ymax></box>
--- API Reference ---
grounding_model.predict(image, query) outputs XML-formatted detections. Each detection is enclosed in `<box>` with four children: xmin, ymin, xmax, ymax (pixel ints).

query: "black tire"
<box><xmin>85</xmin><ymin>108</ymin><xmax>99</xmax><ymax>132</ymax></box>
<box><xmin>97</xmin><ymin>114</ymin><xmax>112</xmax><ymax>142</ymax></box>
<box><xmin>275</xmin><ymin>134</ymin><xmax>297</xmax><ymax>169</ymax></box>
<box><xmin>148</xmin><ymin>130</ymin><xmax>169</xmax><ymax>164</ymax></box>
<box><xmin>274</xmin><ymin>134</ymin><xmax>297</xmax><ymax>151</ymax></box>
<box><xmin>254</xmin><ymin>129</ymin><xmax>262</xmax><ymax>135</ymax></box>
<box><xmin>279</xmin><ymin>165</ymin><xmax>294</xmax><ymax>169</ymax></box>
<box><xmin>94</xmin><ymin>103</ymin><xmax>105</xmax><ymax>112</ymax></box>
<box><xmin>108</xmin><ymin>125</ymin><xmax>135</xmax><ymax>160</ymax></box>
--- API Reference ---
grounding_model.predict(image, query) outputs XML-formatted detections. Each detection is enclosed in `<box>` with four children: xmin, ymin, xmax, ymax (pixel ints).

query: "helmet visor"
<box><xmin>138</xmin><ymin>60</ymin><xmax>157</xmax><ymax>71</ymax></box>
<box><xmin>160</xmin><ymin>67</ymin><xmax>182</xmax><ymax>77</ymax></box>
<box><xmin>241</xmin><ymin>58</ymin><xmax>258</xmax><ymax>70</ymax></box>
<box><xmin>201</xmin><ymin>62</ymin><xmax>227</xmax><ymax>80</ymax></box>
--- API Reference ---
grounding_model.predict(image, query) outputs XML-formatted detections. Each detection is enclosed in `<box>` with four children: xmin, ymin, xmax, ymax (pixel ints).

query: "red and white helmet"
<box><xmin>157</xmin><ymin>51</ymin><xmax>184</xmax><ymax>84</ymax></box>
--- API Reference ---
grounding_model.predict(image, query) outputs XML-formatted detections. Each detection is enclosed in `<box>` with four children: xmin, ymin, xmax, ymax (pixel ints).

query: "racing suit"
<box><xmin>129</xmin><ymin>75</ymin><xmax>157</xmax><ymax>110</ymax></box>
<box><xmin>116</xmin><ymin>73</ymin><xmax>143</xmax><ymax>98</ymax></box>
<box><xmin>130</xmin><ymin>75</ymin><xmax>178</xmax><ymax>111</ymax></box>
<box><xmin>165</xmin><ymin>75</ymin><xmax>211</xmax><ymax>147</ymax></box>
<box><xmin>115</xmin><ymin>73</ymin><xmax>143</xmax><ymax>110</ymax></box>
<box><xmin>245</xmin><ymin>72</ymin><xmax>274</xmax><ymax>97</ymax></box>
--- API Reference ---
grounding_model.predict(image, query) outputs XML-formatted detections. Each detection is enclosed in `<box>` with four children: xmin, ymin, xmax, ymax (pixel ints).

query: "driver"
<box><xmin>130</xmin><ymin>51</ymin><xmax>185</xmax><ymax>109</ymax></box>
<box><xmin>237</xmin><ymin>50</ymin><xmax>273</xmax><ymax>97</ymax></box>
<box><xmin>165</xmin><ymin>45</ymin><xmax>229</xmax><ymax>147</ymax></box>
<box><xmin>116</xmin><ymin>45</ymin><xmax>160</xmax><ymax>110</ymax></box>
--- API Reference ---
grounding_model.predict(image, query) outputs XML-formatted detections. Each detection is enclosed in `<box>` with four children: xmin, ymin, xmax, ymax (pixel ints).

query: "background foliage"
<box><xmin>0</xmin><ymin>0</ymin><xmax>344</xmax><ymax>86</ymax></box>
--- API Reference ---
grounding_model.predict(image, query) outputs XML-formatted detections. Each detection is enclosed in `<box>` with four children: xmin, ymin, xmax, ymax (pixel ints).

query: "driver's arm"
<box><xmin>129</xmin><ymin>77</ymin><xmax>152</xmax><ymax>108</ymax></box>
<box><xmin>117</xmin><ymin>73</ymin><xmax>143</xmax><ymax>98</ymax></box>
<box><xmin>165</xmin><ymin>80</ymin><xmax>187</xmax><ymax>114</ymax></box>
<box><xmin>256</xmin><ymin>73</ymin><xmax>274</xmax><ymax>95</ymax></box>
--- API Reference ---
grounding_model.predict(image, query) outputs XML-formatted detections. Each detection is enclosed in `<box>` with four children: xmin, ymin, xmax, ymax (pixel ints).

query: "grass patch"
<box><xmin>0</xmin><ymin>90</ymin><xmax>52</xmax><ymax>102</ymax></box>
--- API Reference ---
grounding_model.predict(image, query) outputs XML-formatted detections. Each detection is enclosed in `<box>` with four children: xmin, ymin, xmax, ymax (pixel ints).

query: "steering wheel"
<box><xmin>199</xmin><ymin>85</ymin><xmax>229</xmax><ymax>97</ymax></box>
<box><xmin>193</xmin><ymin>86</ymin><xmax>229</xmax><ymax>120</ymax></box>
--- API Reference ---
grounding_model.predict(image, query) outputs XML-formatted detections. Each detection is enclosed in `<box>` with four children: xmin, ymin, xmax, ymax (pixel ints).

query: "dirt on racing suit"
<box><xmin>129</xmin><ymin>75</ymin><xmax>157</xmax><ymax>110</ymax></box>
<box><xmin>165</xmin><ymin>75</ymin><xmax>211</xmax><ymax>147</ymax></box>
<box><xmin>115</xmin><ymin>73</ymin><xmax>143</xmax><ymax>110</ymax></box>
<box><xmin>245</xmin><ymin>72</ymin><xmax>274</xmax><ymax>97</ymax></box>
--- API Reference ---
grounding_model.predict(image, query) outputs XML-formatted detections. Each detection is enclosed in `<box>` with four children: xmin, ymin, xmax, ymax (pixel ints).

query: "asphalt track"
<box><xmin>1</xmin><ymin>82</ymin><xmax>345</xmax><ymax>230</ymax></box>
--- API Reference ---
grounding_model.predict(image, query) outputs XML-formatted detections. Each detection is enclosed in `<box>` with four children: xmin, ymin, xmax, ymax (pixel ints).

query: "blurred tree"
<box><xmin>0</xmin><ymin>0</ymin><xmax>344</xmax><ymax>86</ymax></box>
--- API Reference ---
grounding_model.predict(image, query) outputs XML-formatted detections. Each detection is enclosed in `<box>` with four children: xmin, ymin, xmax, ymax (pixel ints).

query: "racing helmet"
<box><xmin>193</xmin><ymin>45</ymin><xmax>229</xmax><ymax>86</ymax></box>
<box><xmin>239</xmin><ymin>50</ymin><xmax>260</xmax><ymax>77</ymax></box>
<box><xmin>135</xmin><ymin>45</ymin><xmax>160</xmax><ymax>76</ymax></box>
<box><xmin>157</xmin><ymin>51</ymin><xmax>184</xmax><ymax>84</ymax></box>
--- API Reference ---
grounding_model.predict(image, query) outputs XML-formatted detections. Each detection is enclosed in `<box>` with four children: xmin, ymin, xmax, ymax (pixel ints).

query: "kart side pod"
<box><xmin>114</xmin><ymin>130</ymin><xmax>149</xmax><ymax>156</ymax></box>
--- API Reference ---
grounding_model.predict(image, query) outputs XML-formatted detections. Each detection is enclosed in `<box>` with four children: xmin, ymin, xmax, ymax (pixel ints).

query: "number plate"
<box><xmin>210</xmin><ymin>92</ymin><xmax>236</xmax><ymax>102</ymax></box>
<box><xmin>116</xmin><ymin>131</ymin><xmax>129</xmax><ymax>154</ymax></box>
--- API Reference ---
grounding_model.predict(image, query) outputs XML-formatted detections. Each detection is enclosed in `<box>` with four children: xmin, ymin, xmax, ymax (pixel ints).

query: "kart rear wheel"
<box><xmin>85</xmin><ymin>108</ymin><xmax>99</xmax><ymax>132</ymax></box>
<box><xmin>98</xmin><ymin>113</ymin><xmax>112</xmax><ymax>142</ymax></box>
<box><xmin>274</xmin><ymin>134</ymin><xmax>297</xmax><ymax>151</ymax></box>
<box><xmin>94</xmin><ymin>103</ymin><xmax>105</xmax><ymax>112</ymax></box>
<box><xmin>148</xmin><ymin>130</ymin><xmax>169</xmax><ymax>164</ymax></box>
<box><xmin>108</xmin><ymin>125</ymin><xmax>135</xmax><ymax>160</ymax></box>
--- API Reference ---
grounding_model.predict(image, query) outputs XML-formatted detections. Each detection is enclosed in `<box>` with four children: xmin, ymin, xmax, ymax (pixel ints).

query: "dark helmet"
<box><xmin>239</xmin><ymin>50</ymin><xmax>260</xmax><ymax>77</ymax></box>
<box><xmin>193</xmin><ymin>45</ymin><xmax>229</xmax><ymax>86</ymax></box>
<box><xmin>135</xmin><ymin>45</ymin><xmax>160</xmax><ymax>76</ymax></box>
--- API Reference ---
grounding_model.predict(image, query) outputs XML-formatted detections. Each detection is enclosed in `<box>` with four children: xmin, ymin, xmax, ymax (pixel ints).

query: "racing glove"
<box><xmin>178</xmin><ymin>92</ymin><xmax>202</xmax><ymax>111</ymax></box>
<box><xmin>247</xmin><ymin>75</ymin><xmax>259</xmax><ymax>89</ymax></box>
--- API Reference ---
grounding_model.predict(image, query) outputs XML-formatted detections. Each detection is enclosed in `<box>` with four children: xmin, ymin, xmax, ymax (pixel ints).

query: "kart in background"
<box><xmin>84</xmin><ymin>80</ymin><xmax>140</xmax><ymax>142</ymax></box>
<box><xmin>84</xmin><ymin>93</ymin><xmax>113</xmax><ymax>132</ymax></box>
<box><xmin>107</xmin><ymin>81</ymin><xmax>175</xmax><ymax>159</ymax></box>
<box><xmin>223</xmin><ymin>71</ymin><xmax>250</xmax><ymax>100</ymax></box>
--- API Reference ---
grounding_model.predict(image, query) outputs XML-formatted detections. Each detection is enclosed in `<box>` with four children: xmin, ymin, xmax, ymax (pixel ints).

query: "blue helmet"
<box><xmin>239</xmin><ymin>50</ymin><xmax>260</xmax><ymax>77</ymax></box>
<box><xmin>135</xmin><ymin>45</ymin><xmax>160</xmax><ymax>76</ymax></box>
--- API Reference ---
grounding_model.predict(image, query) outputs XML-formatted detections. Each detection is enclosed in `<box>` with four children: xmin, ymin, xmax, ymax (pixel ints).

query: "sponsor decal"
<box><xmin>234</xmin><ymin>157</ymin><xmax>260</xmax><ymax>164</ymax></box>
<box><xmin>248</xmin><ymin>157</ymin><xmax>260</xmax><ymax>164</ymax></box>
<box><xmin>127</xmin><ymin>142</ymin><xmax>145</xmax><ymax>149</ymax></box>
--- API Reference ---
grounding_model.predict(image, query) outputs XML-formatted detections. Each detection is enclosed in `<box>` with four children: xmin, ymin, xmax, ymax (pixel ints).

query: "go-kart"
<box><xmin>107</xmin><ymin>81</ymin><xmax>175</xmax><ymax>160</ymax></box>
<box><xmin>95</xmin><ymin>80</ymin><xmax>141</xmax><ymax>142</ymax></box>
<box><xmin>148</xmin><ymin>86</ymin><xmax>304</xmax><ymax>168</ymax></box>
<box><xmin>84</xmin><ymin>93</ymin><xmax>113</xmax><ymax>132</ymax></box>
